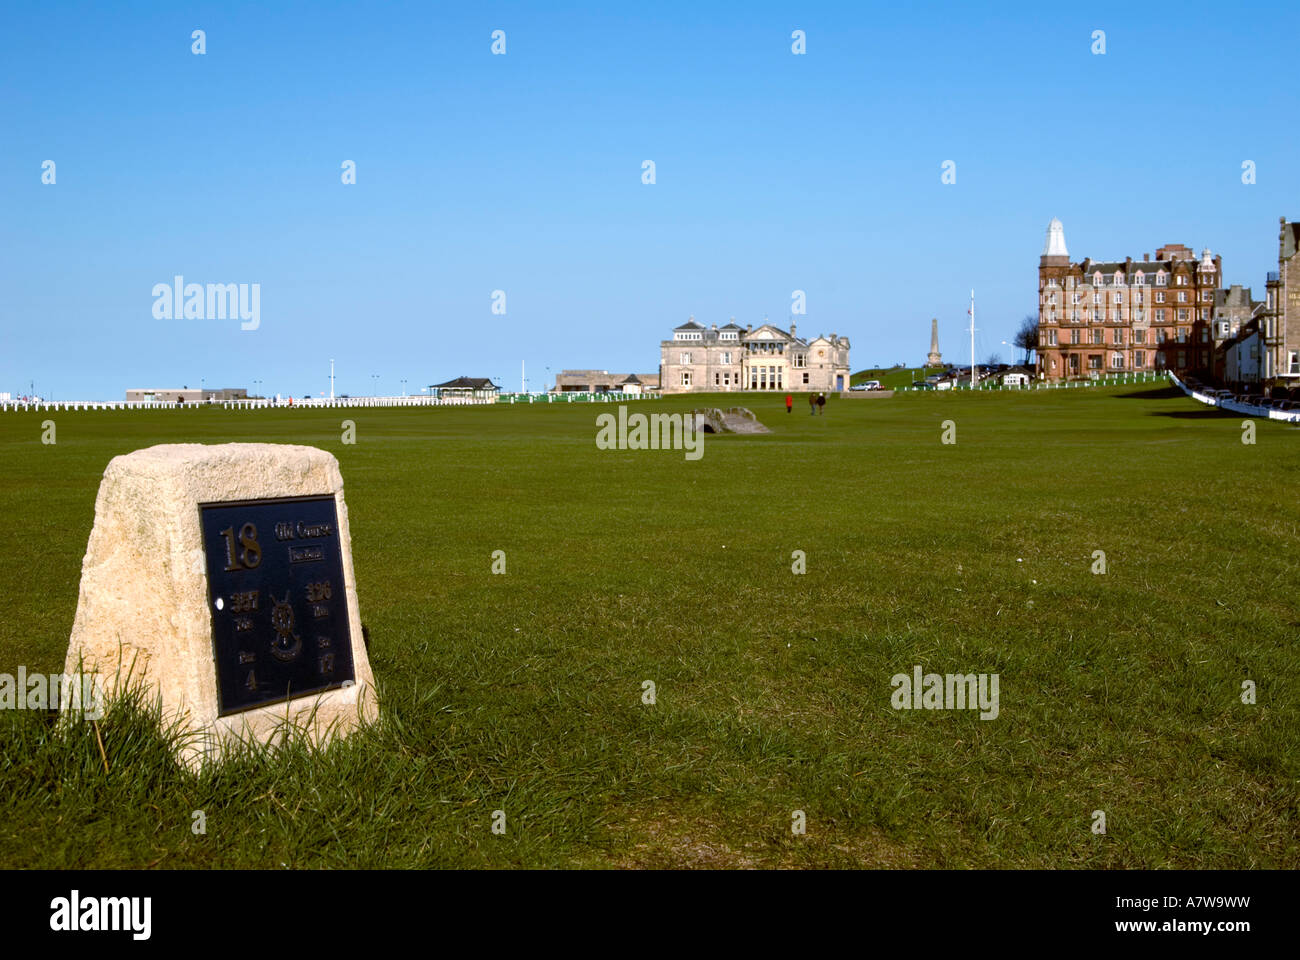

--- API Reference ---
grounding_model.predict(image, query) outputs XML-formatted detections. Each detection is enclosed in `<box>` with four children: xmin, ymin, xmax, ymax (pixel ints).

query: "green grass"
<box><xmin>1</xmin><ymin>385</ymin><xmax>1297</xmax><ymax>868</ymax></box>
<box><xmin>851</xmin><ymin>366</ymin><xmax>938</xmax><ymax>389</ymax></box>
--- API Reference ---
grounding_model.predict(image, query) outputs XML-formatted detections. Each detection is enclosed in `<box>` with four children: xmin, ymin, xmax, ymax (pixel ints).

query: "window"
<box><xmin>1290</xmin><ymin>351</ymin><xmax>1300</xmax><ymax>375</ymax></box>
<box><xmin>1047</xmin><ymin>329</ymin><xmax>1058</xmax><ymax>346</ymax></box>
<box><xmin>1111</xmin><ymin>353</ymin><xmax>1124</xmax><ymax>369</ymax></box>
<box><xmin>1177</xmin><ymin>351</ymin><xmax>1186</xmax><ymax>367</ymax></box>
<box><xmin>1092</xmin><ymin>329</ymin><xmax>1103</xmax><ymax>344</ymax></box>
<box><xmin>1134</xmin><ymin>351</ymin><xmax>1145</xmax><ymax>367</ymax></box>
<box><xmin>1177</xmin><ymin>291</ymin><xmax>1187</xmax><ymax>303</ymax></box>
<box><xmin>1072</xmin><ymin>293</ymin><xmax>1081</xmax><ymax>304</ymax></box>
<box><xmin>1112</xmin><ymin>329</ymin><xmax>1123</xmax><ymax>345</ymax></box>
<box><xmin>1176</xmin><ymin>275</ymin><xmax>1187</xmax><ymax>286</ymax></box>
<box><xmin>1156</xmin><ymin>309</ymin><xmax>1166</xmax><ymax>322</ymax></box>
<box><xmin>720</xmin><ymin>331</ymin><xmax>738</xmax><ymax>341</ymax></box>
<box><xmin>1070</xmin><ymin>329</ymin><xmax>1080</xmax><ymax>345</ymax></box>
<box><xmin>1094</xmin><ymin>272</ymin><xmax>1103</xmax><ymax>285</ymax></box>
<box><xmin>721</xmin><ymin>351</ymin><xmax>732</xmax><ymax>364</ymax></box>
<box><xmin>1092</xmin><ymin>293</ymin><xmax>1101</xmax><ymax>305</ymax></box>
<box><xmin>802</xmin><ymin>372</ymin><xmax>809</xmax><ymax>384</ymax></box>
<box><xmin>680</xmin><ymin>352</ymin><xmax>692</xmax><ymax>364</ymax></box>
<box><xmin>1177</xmin><ymin>310</ymin><xmax>1188</xmax><ymax>321</ymax></box>
<box><xmin>1134</xmin><ymin>329</ymin><xmax>1146</xmax><ymax>344</ymax></box>
<box><xmin>714</xmin><ymin>372</ymin><xmax>721</xmax><ymax>386</ymax></box>
<box><xmin>1114</xmin><ymin>271</ymin><xmax>1123</xmax><ymax>285</ymax></box>
<box><xmin>1134</xmin><ymin>272</ymin><xmax>1145</xmax><ymax>285</ymax></box>
<box><xmin>794</xmin><ymin>354</ymin><xmax>806</xmax><ymax>368</ymax></box>
<box><xmin>1135</xmin><ymin>292</ymin><xmax>1143</xmax><ymax>304</ymax></box>
<box><xmin>680</xmin><ymin>371</ymin><xmax>692</xmax><ymax>387</ymax></box>
<box><xmin>1202</xmin><ymin>290</ymin><xmax>1212</xmax><ymax>302</ymax></box>
<box><xmin>1089</xmin><ymin>355</ymin><xmax>1102</xmax><ymax>370</ymax></box>
<box><xmin>1114</xmin><ymin>293</ymin><xmax>1123</xmax><ymax>305</ymax></box>
<box><xmin>1156</xmin><ymin>291</ymin><xmax>1166</xmax><ymax>303</ymax></box>
<box><xmin>1156</xmin><ymin>272</ymin><xmax>1167</xmax><ymax>286</ymax></box>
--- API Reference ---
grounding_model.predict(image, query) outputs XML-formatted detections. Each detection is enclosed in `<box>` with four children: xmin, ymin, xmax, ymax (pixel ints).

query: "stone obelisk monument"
<box><xmin>927</xmin><ymin>318</ymin><xmax>942</xmax><ymax>367</ymax></box>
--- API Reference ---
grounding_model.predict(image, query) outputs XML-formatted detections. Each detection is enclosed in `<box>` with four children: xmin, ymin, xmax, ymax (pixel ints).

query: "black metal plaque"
<box><xmin>200</xmin><ymin>494</ymin><xmax>355</xmax><ymax>716</ymax></box>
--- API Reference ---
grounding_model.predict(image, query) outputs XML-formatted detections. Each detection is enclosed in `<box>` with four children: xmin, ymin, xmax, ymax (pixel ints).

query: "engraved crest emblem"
<box><xmin>268</xmin><ymin>591</ymin><xmax>303</xmax><ymax>662</ymax></box>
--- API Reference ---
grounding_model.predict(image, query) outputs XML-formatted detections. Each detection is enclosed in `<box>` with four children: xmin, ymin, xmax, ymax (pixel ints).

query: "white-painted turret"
<box><xmin>1042</xmin><ymin>218</ymin><xmax>1068</xmax><ymax>258</ymax></box>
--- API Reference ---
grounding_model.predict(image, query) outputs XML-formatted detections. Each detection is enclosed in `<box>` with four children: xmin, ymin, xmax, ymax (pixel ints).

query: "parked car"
<box><xmin>911</xmin><ymin>381</ymin><xmax>933</xmax><ymax>390</ymax></box>
<box><xmin>857</xmin><ymin>380</ymin><xmax>883</xmax><ymax>391</ymax></box>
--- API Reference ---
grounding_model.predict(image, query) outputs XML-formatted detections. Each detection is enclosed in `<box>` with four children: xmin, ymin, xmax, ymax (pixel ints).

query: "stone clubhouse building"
<box><xmin>659</xmin><ymin>318</ymin><xmax>851</xmax><ymax>394</ymax></box>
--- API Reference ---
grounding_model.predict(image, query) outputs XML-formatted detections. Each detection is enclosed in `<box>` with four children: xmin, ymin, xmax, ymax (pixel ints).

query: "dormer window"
<box><xmin>1156</xmin><ymin>272</ymin><xmax>1167</xmax><ymax>286</ymax></box>
<box><xmin>1134</xmin><ymin>272</ymin><xmax>1145</xmax><ymax>285</ymax></box>
<box><xmin>1114</xmin><ymin>271</ymin><xmax>1123</xmax><ymax>285</ymax></box>
<box><xmin>1093</xmin><ymin>272</ymin><xmax>1103</xmax><ymax>285</ymax></box>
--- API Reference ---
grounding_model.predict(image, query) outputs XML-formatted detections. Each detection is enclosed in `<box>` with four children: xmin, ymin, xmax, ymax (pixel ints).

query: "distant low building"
<box><xmin>429</xmin><ymin>377</ymin><xmax>500</xmax><ymax>401</ymax></box>
<box><xmin>203</xmin><ymin>387</ymin><xmax>249</xmax><ymax>401</ymax></box>
<box><xmin>553</xmin><ymin>370</ymin><xmax>660</xmax><ymax>393</ymax></box>
<box><xmin>125</xmin><ymin>387</ymin><xmax>248</xmax><ymax>403</ymax></box>
<box><xmin>1223</xmin><ymin>320</ymin><xmax>1263</xmax><ymax>386</ymax></box>
<box><xmin>126</xmin><ymin>388</ymin><xmax>203</xmax><ymax>403</ymax></box>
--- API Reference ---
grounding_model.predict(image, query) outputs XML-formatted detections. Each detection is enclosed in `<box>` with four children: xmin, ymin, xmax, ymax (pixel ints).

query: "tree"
<box><xmin>985</xmin><ymin>351</ymin><xmax>1003</xmax><ymax>368</ymax></box>
<box><xmin>1012</xmin><ymin>314</ymin><xmax>1038</xmax><ymax>366</ymax></box>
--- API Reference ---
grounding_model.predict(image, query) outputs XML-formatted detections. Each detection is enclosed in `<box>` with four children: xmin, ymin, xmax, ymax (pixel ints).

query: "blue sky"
<box><xmin>3</xmin><ymin>0</ymin><xmax>1298</xmax><ymax>398</ymax></box>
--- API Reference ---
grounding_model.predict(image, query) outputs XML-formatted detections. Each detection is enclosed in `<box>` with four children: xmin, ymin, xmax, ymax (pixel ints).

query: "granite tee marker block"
<box><xmin>63</xmin><ymin>443</ymin><xmax>378</xmax><ymax>767</ymax></box>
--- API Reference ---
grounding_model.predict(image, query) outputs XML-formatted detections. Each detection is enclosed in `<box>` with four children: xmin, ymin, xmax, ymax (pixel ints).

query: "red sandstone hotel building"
<box><xmin>1037</xmin><ymin>218</ymin><xmax>1219</xmax><ymax>381</ymax></box>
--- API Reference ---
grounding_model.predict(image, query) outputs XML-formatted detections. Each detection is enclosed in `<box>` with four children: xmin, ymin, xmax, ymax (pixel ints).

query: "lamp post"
<box><xmin>330</xmin><ymin>359</ymin><xmax>335</xmax><ymax>400</ymax></box>
<box><xmin>400</xmin><ymin>378</ymin><xmax>407</xmax><ymax>397</ymax></box>
<box><xmin>371</xmin><ymin>374</ymin><xmax>379</xmax><ymax>396</ymax></box>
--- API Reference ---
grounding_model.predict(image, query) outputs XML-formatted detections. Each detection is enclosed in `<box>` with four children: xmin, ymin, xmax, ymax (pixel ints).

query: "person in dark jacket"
<box><xmin>816</xmin><ymin>393</ymin><xmax>826</xmax><ymax>415</ymax></box>
<box><xmin>808</xmin><ymin>393</ymin><xmax>817</xmax><ymax>415</ymax></box>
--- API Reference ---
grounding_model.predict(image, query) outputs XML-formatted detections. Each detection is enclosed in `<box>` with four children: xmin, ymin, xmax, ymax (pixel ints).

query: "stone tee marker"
<box><xmin>63</xmin><ymin>443</ymin><xmax>378</xmax><ymax>767</ymax></box>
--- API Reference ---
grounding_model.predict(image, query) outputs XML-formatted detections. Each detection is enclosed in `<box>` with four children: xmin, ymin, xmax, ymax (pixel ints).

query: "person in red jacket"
<box><xmin>785</xmin><ymin>393</ymin><xmax>793</xmax><ymax>414</ymax></box>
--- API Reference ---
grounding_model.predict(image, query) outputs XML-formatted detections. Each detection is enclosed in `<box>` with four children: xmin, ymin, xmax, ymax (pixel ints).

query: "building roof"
<box><xmin>674</xmin><ymin>318</ymin><xmax>703</xmax><ymax>331</ymax></box>
<box><xmin>620</xmin><ymin>374</ymin><xmax>642</xmax><ymax>384</ymax></box>
<box><xmin>430</xmin><ymin>377</ymin><xmax>498</xmax><ymax>390</ymax></box>
<box><xmin>1215</xmin><ymin>285</ymin><xmax>1255</xmax><ymax>308</ymax></box>
<box><xmin>1282</xmin><ymin>219</ymin><xmax>1300</xmax><ymax>260</ymax></box>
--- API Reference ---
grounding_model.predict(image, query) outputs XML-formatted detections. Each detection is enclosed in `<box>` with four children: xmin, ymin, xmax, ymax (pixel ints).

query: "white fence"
<box><xmin>1168</xmin><ymin>372</ymin><xmax>1300</xmax><ymax>423</ymax></box>
<box><xmin>896</xmin><ymin>370</ymin><xmax>1171</xmax><ymax>392</ymax></box>
<box><xmin>0</xmin><ymin>390</ymin><xmax>661</xmax><ymax>413</ymax></box>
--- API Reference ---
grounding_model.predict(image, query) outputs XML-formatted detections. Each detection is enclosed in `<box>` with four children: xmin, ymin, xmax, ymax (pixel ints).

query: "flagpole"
<box><xmin>970</xmin><ymin>290</ymin><xmax>978</xmax><ymax>389</ymax></box>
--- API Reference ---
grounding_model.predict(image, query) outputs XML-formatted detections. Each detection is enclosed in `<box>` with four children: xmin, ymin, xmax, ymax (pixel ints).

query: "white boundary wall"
<box><xmin>1168</xmin><ymin>372</ymin><xmax>1300</xmax><ymax>423</ymax></box>
<box><xmin>0</xmin><ymin>391</ymin><xmax>661</xmax><ymax>413</ymax></box>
